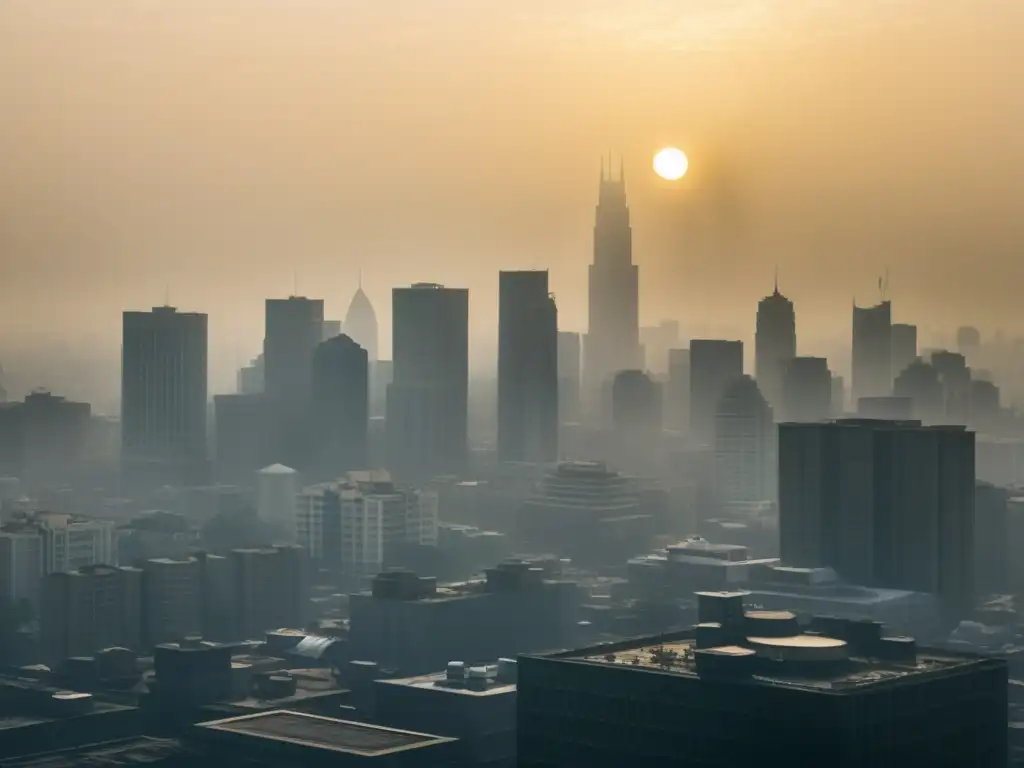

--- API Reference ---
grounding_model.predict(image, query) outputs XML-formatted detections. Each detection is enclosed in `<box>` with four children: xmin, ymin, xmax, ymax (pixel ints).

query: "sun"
<box><xmin>653</xmin><ymin>147</ymin><xmax>688</xmax><ymax>181</ymax></box>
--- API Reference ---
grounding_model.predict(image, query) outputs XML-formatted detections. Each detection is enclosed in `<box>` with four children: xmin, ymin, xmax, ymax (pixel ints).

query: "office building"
<box><xmin>666</xmin><ymin>348</ymin><xmax>690</xmax><ymax>431</ymax></box>
<box><xmin>891</xmin><ymin>322</ymin><xmax>918</xmax><ymax>378</ymax></box>
<box><xmin>40</xmin><ymin>564</ymin><xmax>143</xmax><ymax>661</ymax></box>
<box><xmin>321</xmin><ymin>319</ymin><xmax>343</xmax><ymax>341</ymax></box>
<box><xmin>932</xmin><ymin>350</ymin><xmax>971</xmax><ymax>424</ymax></box>
<box><xmin>713</xmin><ymin>376</ymin><xmax>775</xmax><ymax>508</ymax></box>
<box><xmin>344</xmin><ymin>284</ymin><xmax>379</xmax><ymax>362</ymax></box>
<box><xmin>236</xmin><ymin>354</ymin><xmax>264</xmax><ymax>395</ymax></box>
<box><xmin>778</xmin><ymin>419</ymin><xmax>975</xmax><ymax>618</ymax></box>
<box><xmin>311</xmin><ymin>334</ymin><xmax>369</xmax><ymax>478</ymax></box>
<box><xmin>893</xmin><ymin>358</ymin><xmax>945</xmax><ymax>424</ymax></box>
<box><xmin>140</xmin><ymin>557</ymin><xmax>202</xmax><ymax>647</ymax></box>
<box><xmin>213</xmin><ymin>393</ymin><xmax>274</xmax><ymax>483</ymax></box>
<box><xmin>830</xmin><ymin>374</ymin><xmax>845</xmax><ymax>415</ymax></box>
<box><xmin>0</xmin><ymin>391</ymin><xmax>91</xmax><ymax>490</ymax></box>
<box><xmin>957</xmin><ymin>325</ymin><xmax>982</xmax><ymax>358</ymax></box>
<box><xmin>856</xmin><ymin>396</ymin><xmax>913</xmax><ymax>420</ymax></box>
<box><xmin>263</xmin><ymin>296</ymin><xmax>325</xmax><ymax>402</ymax></box>
<box><xmin>689</xmin><ymin>340</ymin><xmax>743</xmax><ymax>445</ymax></box>
<box><xmin>557</xmin><ymin>331</ymin><xmax>582</xmax><ymax>424</ymax></box>
<box><xmin>754</xmin><ymin>281</ymin><xmax>796</xmax><ymax>410</ymax></box>
<box><xmin>229</xmin><ymin>545</ymin><xmax>310</xmax><ymax>641</ymax></box>
<box><xmin>781</xmin><ymin>356</ymin><xmax>831</xmax><ymax>423</ymax></box>
<box><xmin>584</xmin><ymin>161</ymin><xmax>642</xmax><ymax>411</ymax></box>
<box><xmin>851</xmin><ymin>300</ymin><xmax>892</xmax><ymax>403</ymax></box>
<box><xmin>498</xmin><ymin>271</ymin><xmax>558</xmax><ymax>464</ymax></box>
<box><xmin>518</xmin><ymin>599</ymin><xmax>1008</xmax><ymax>768</ymax></box>
<box><xmin>256</xmin><ymin>463</ymin><xmax>298</xmax><ymax>535</ymax></box>
<box><xmin>387</xmin><ymin>283</ymin><xmax>469</xmax><ymax>477</ymax></box>
<box><xmin>121</xmin><ymin>306</ymin><xmax>208</xmax><ymax>487</ymax></box>
<box><xmin>640</xmin><ymin>320</ymin><xmax>680</xmax><ymax>374</ymax></box>
<box><xmin>611</xmin><ymin>370</ymin><xmax>662</xmax><ymax>441</ymax></box>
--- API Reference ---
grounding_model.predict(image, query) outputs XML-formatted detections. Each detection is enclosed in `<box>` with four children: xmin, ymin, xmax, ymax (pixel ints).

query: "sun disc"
<box><xmin>654</xmin><ymin>147</ymin><xmax>688</xmax><ymax>180</ymax></box>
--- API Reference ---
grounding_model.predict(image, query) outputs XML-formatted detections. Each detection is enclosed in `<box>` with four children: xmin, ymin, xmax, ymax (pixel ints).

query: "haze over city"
<box><xmin>2</xmin><ymin>0</ymin><xmax>1024</xmax><ymax>403</ymax></box>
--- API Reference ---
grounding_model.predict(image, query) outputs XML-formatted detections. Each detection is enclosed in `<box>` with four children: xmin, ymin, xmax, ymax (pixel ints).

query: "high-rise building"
<box><xmin>140</xmin><ymin>557</ymin><xmax>202</xmax><ymax>647</ymax></box>
<box><xmin>851</xmin><ymin>300</ymin><xmax>892</xmax><ymax>403</ymax></box>
<box><xmin>311</xmin><ymin>334</ymin><xmax>369</xmax><ymax>478</ymax></box>
<box><xmin>893</xmin><ymin>358</ymin><xmax>945</xmax><ymax>424</ymax></box>
<box><xmin>236</xmin><ymin>353</ymin><xmax>264</xmax><ymax>394</ymax></box>
<box><xmin>584</xmin><ymin>161</ymin><xmax>642</xmax><ymax>412</ymax></box>
<box><xmin>956</xmin><ymin>325</ymin><xmax>981</xmax><ymax>358</ymax></box>
<box><xmin>557</xmin><ymin>331</ymin><xmax>582</xmax><ymax>424</ymax></box>
<box><xmin>754</xmin><ymin>282</ymin><xmax>796</xmax><ymax>410</ymax></box>
<box><xmin>640</xmin><ymin>320</ymin><xmax>680</xmax><ymax>374</ymax></box>
<box><xmin>256</xmin><ymin>464</ymin><xmax>298</xmax><ymax>536</ymax></box>
<box><xmin>229</xmin><ymin>545</ymin><xmax>309</xmax><ymax>640</ymax></box>
<box><xmin>0</xmin><ymin>390</ymin><xmax>91</xmax><ymax>489</ymax></box>
<box><xmin>263</xmin><ymin>296</ymin><xmax>325</xmax><ymax>402</ymax></box>
<box><xmin>778</xmin><ymin>419</ymin><xmax>975</xmax><ymax>617</ymax></box>
<box><xmin>689</xmin><ymin>340</ymin><xmax>743</xmax><ymax>445</ymax></box>
<box><xmin>713</xmin><ymin>376</ymin><xmax>775</xmax><ymax>507</ymax></box>
<box><xmin>344</xmin><ymin>284</ymin><xmax>379</xmax><ymax>362</ymax></box>
<box><xmin>931</xmin><ymin>350</ymin><xmax>972</xmax><ymax>424</ymax></box>
<box><xmin>891</xmin><ymin>322</ymin><xmax>918</xmax><ymax>379</ymax></box>
<box><xmin>121</xmin><ymin>306</ymin><xmax>208</xmax><ymax>487</ymax></box>
<box><xmin>387</xmin><ymin>283</ymin><xmax>469</xmax><ymax>477</ymax></box>
<box><xmin>611</xmin><ymin>370</ymin><xmax>662</xmax><ymax>441</ymax></box>
<box><xmin>666</xmin><ymin>348</ymin><xmax>691</xmax><ymax>432</ymax></box>
<box><xmin>781</xmin><ymin>357</ymin><xmax>832</xmax><ymax>423</ymax></box>
<box><xmin>830</xmin><ymin>374</ymin><xmax>845</xmax><ymax>416</ymax></box>
<box><xmin>498</xmin><ymin>271</ymin><xmax>558</xmax><ymax>464</ymax></box>
<box><xmin>213</xmin><ymin>393</ymin><xmax>273</xmax><ymax>483</ymax></box>
<box><xmin>320</xmin><ymin>319</ymin><xmax>342</xmax><ymax>341</ymax></box>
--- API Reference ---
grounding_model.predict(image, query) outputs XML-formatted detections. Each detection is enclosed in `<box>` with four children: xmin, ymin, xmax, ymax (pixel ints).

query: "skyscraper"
<box><xmin>498</xmin><ymin>271</ymin><xmax>558</xmax><ymax>464</ymax></box>
<box><xmin>344</xmin><ymin>282</ymin><xmax>379</xmax><ymax>361</ymax></box>
<box><xmin>584</xmin><ymin>160</ymin><xmax>642</xmax><ymax>414</ymax></box>
<box><xmin>891</xmin><ymin>322</ymin><xmax>918</xmax><ymax>379</ymax></box>
<box><xmin>851</xmin><ymin>299</ymin><xmax>892</xmax><ymax>403</ymax></box>
<box><xmin>666</xmin><ymin>348</ymin><xmax>691</xmax><ymax>432</ymax></box>
<box><xmin>689</xmin><ymin>339</ymin><xmax>744</xmax><ymax>445</ymax></box>
<box><xmin>121</xmin><ymin>306</ymin><xmax>208</xmax><ymax>486</ymax></box>
<box><xmin>778</xmin><ymin>419</ymin><xmax>975</xmax><ymax>618</ymax></box>
<box><xmin>263</xmin><ymin>296</ymin><xmax>325</xmax><ymax>402</ymax></box>
<box><xmin>311</xmin><ymin>334</ymin><xmax>369</xmax><ymax>479</ymax></box>
<box><xmin>557</xmin><ymin>331</ymin><xmax>582</xmax><ymax>424</ymax></box>
<box><xmin>781</xmin><ymin>356</ymin><xmax>832</xmax><ymax>423</ymax></box>
<box><xmin>754</xmin><ymin>280</ymin><xmax>796</xmax><ymax>410</ymax></box>
<box><xmin>713</xmin><ymin>375</ymin><xmax>775</xmax><ymax>507</ymax></box>
<box><xmin>387</xmin><ymin>283</ymin><xmax>469</xmax><ymax>477</ymax></box>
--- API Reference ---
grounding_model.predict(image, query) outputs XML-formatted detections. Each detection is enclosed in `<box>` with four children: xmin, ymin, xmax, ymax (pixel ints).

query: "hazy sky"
<box><xmin>1</xmin><ymin>0</ymin><xmax>1023</xmax><ymax>396</ymax></box>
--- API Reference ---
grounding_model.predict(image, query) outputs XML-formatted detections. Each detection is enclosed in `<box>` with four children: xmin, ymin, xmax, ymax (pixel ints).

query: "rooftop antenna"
<box><xmin>879</xmin><ymin>268</ymin><xmax>890</xmax><ymax>302</ymax></box>
<box><xmin>773</xmin><ymin>265</ymin><xmax>779</xmax><ymax>295</ymax></box>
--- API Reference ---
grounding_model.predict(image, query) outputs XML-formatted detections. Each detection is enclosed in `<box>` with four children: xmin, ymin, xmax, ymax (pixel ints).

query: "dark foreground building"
<box><xmin>518</xmin><ymin>591</ymin><xmax>1007</xmax><ymax>768</ymax></box>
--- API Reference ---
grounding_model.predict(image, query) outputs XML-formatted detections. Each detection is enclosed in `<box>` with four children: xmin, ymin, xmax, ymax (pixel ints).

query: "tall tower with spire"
<box><xmin>344</xmin><ymin>274</ymin><xmax>379</xmax><ymax>362</ymax></box>
<box><xmin>754</xmin><ymin>273</ymin><xmax>797</xmax><ymax>412</ymax></box>
<box><xmin>584</xmin><ymin>156</ymin><xmax>642</xmax><ymax>416</ymax></box>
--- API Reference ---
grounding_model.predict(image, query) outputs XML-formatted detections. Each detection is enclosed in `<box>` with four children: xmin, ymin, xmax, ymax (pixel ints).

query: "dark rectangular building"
<box><xmin>498</xmin><ymin>271</ymin><xmax>558</xmax><ymax>464</ymax></box>
<box><xmin>689</xmin><ymin>340</ymin><xmax>743</xmax><ymax>445</ymax></box>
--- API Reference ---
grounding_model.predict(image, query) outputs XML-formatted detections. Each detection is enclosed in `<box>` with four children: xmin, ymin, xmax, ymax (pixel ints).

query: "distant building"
<box><xmin>140</xmin><ymin>557</ymin><xmax>202</xmax><ymax>647</ymax></box>
<box><xmin>0</xmin><ymin>391</ymin><xmax>91</xmax><ymax>490</ymax></box>
<box><xmin>256</xmin><ymin>464</ymin><xmax>299</xmax><ymax>536</ymax></box>
<box><xmin>666</xmin><ymin>348</ymin><xmax>691</xmax><ymax>432</ymax></box>
<box><xmin>689</xmin><ymin>340</ymin><xmax>743</xmax><ymax>445</ymax></box>
<box><xmin>518</xmin><ymin>595</ymin><xmax>1008</xmax><ymax>767</ymax></box>
<box><xmin>344</xmin><ymin>285</ymin><xmax>379</xmax><ymax>362</ymax></box>
<box><xmin>891</xmin><ymin>322</ymin><xmax>918</xmax><ymax>378</ymax></box>
<box><xmin>236</xmin><ymin>353</ymin><xmax>264</xmax><ymax>395</ymax></box>
<box><xmin>41</xmin><ymin>564</ymin><xmax>142</xmax><ymax>661</ymax></box>
<box><xmin>713</xmin><ymin>376</ymin><xmax>775</xmax><ymax>508</ymax></box>
<box><xmin>311</xmin><ymin>334</ymin><xmax>369</xmax><ymax>479</ymax></box>
<box><xmin>320</xmin><ymin>319</ymin><xmax>343</xmax><ymax>341</ymax></box>
<box><xmin>556</xmin><ymin>331</ymin><xmax>582</xmax><ymax>424</ymax></box>
<box><xmin>640</xmin><ymin>320</ymin><xmax>680</xmax><ymax>374</ymax></box>
<box><xmin>213</xmin><ymin>394</ymin><xmax>274</xmax><ymax>483</ymax></box>
<box><xmin>498</xmin><ymin>271</ymin><xmax>558</xmax><ymax>464</ymax></box>
<box><xmin>121</xmin><ymin>306</ymin><xmax>208</xmax><ymax>488</ymax></box>
<box><xmin>387</xmin><ymin>283</ymin><xmax>469</xmax><ymax>477</ymax></box>
<box><xmin>957</xmin><ymin>325</ymin><xmax>982</xmax><ymax>358</ymax></box>
<box><xmin>611</xmin><ymin>370</ymin><xmax>662</xmax><ymax>440</ymax></box>
<box><xmin>893</xmin><ymin>358</ymin><xmax>945</xmax><ymax>424</ymax></box>
<box><xmin>754</xmin><ymin>282</ymin><xmax>796</xmax><ymax>411</ymax></box>
<box><xmin>263</xmin><ymin>296</ymin><xmax>325</xmax><ymax>403</ymax></box>
<box><xmin>856</xmin><ymin>396</ymin><xmax>913</xmax><ymax>420</ymax></box>
<box><xmin>932</xmin><ymin>350</ymin><xmax>972</xmax><ymax>424</ymax></box>
<box><xmin>851</xmin><ymin>299</ymin><xmax>892</xmax><ymax>403</ymax></box>
<box><xmin>228</xmin><ymin>545</ymin><xmax>310</xmax><ymax>641</ymax></box>
<box><xmin>779</xmin><ymin>419</ymin><xmax>975</xmax><ymax>619</ymax></box>
<box><xmin>781</xmin><ymin>356</ymin><xmax>831</xmax><ymax>423</ymax></box>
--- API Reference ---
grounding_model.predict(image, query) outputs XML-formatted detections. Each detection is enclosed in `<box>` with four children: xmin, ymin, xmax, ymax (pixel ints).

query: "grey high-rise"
<box><xmin>557</xmin><ymin>331</ymin><xmax>582</xmax><ymax>424</ymax></box>
<box><xmin>498</xmin><ymin>271</ymin><xmax>558</xmax><ymax>464</ymax></box>
<box><xmin>754</xmin><ymin>282</ymin><xmax>796</xmax><ymax>410</ymax></box>
<box><xmin>851</xmin><ymin>300</ymin><xmax>892</xmax><ymax>403</ymax></box>
<box><xmin>584</xmin><ymin>161</ymin><xmax>642</xmax><ymax>414</ymax></box>
<box><xmin>689</xmin><ymin>340</ymin><xmax>744</xmax><ymax>445</ymax></box>
<box><xmin>891</xmin><ymin>322</ymin><xmax>918</xmax><ymax>379</ymax></box>
<box><xmin>121</xmin><ymin>306</ymin><xmax>208</xmax><ymax>486</ymax></box>
<box><xmin>387</xmin><ymin>283</ymin><xmax>469</xmax><ymax>477</ymax></box>
<box><xmin>781</xmin><ymin>356</ymin><xmax>832</xmax><ymax>423</ymax></box>
<box><xmin>311</xmin><ymin>334</ymin><xmax>369</xmax><ymax>479</ymax></box>
<box><xmin>263</xmin><ymin>296</ymin><xmax>325</xmax><ymax>402</ymax></box>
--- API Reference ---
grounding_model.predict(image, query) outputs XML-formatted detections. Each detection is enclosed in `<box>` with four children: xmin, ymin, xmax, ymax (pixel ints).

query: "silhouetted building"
<box><xmin>311</xmin><ymin>334</ymin><xmax>369</xmax><ymax>479</ymax></box>
<box><xmin>611</xmin><ymin>370</ymin><xmax>662</xmax><ymax>441</ymax></box>
<box><xmin>754</xmin><ymin>281</ymin><xmax>796</xmax><ymax>410</ymax></box>
<box><xmin>237</xmin><ymin>354</ymin><xmax>264</xmax><ymax>395</ymax></box>
<box><xmin>556</xmin><ymin>331</ymin><xmax>581</xmax><ymax>424</ymax></box>
<box><xmin>830</xmin><ymin>374</ymin><xmax>845</xmax><ymax>415</ymax></box>
<box><xmin>498</xmin><ymin>271</ymin><xmax>558</xmax><ymax>464</ymax></box>
<box><xmin>41</xmin><ymin>564</ymin><xmax>142</xmax><ymax>661</ymax></box>
<box><xmin>856</xmin><ymin>396</ymin><xmax>913</xmax><ymax>420</ymax></box>
<box><xmin>781</xmin><ymin>357</ymin><xmax>831</xmax><ymax>423</ymax></box>
<box><xmin>970</xmin><ymin>379</ymin><xmax>1001</xmax><ymax>433</ymax></box>
<box><xmin>689</xmin><ymin>340</ymin><xmax>743</xmax><ymax>445</ymax></box>
<box><xmin>974</xmin><ymin>481</ymin><xmax>1008</xmax><ymax>597</ymax></box>
<box><xmin>344</xmin><ymin>283</ymin><xmax>379</xmax><ymax>362</ymax></box>
<box><xmin>584</xmin><ymin>161</ymin><xmax>642</xmax><ymax>412</ymax></box>
<box><xmin>640</xmin><ymin>320</ymin><xmax>680</xmax><ymax>374</ymax></box>
<box><xmin>779</xmin><ymin>419</ymin><xmax>975</xmax><ymax>619</ymax></box>
<box><xmin>121</xmin><ymin>306</ymin><xmax>208</xmax><ymax>487</ymax></box>
<box><xmin>891</xmin><ymin>322</ymin><xmax>918</xmax><ymax>378</ymax></box>
<box><xmin>229</xmin><ymin>545</ymin><xmax>310</xmax><ymax>641</ymax></box>
<box><xmin>0</xmin><ymin>390</ymin><xmax>91</xmax><ymax>489</ymax></box>
<box><xmin>140</xmin><ymin>557</ymin><xmax>202</xmax><ymax>647</ymax></box>
<box><xmin>851</xmin><ymin>299</ymin><xmax>892</xmax><ymax>403</ymax></box>
<box><xmin>213</xmin><ymin>394</ymin><xmax>273</xmax><ymax>483</ymax></box>
<box><xmin>321</xmin><ymin>319</ymin><xmax>342</xmax><ymax>341</ymax></box>
<box><xmin>387</xmin><ymin>284</ymin><xmax>469</xmax><ymax>477</ymax></box>
<box><xmin>263</xmin><ymin>296</ymin><xmax>325</xmax><ymax>403</ymax></box>
<box><xmin>957</xmin><ymin>325</ymin><xmax>982</xmax><ymax>358</ymax></box>
<box><xmin>518</xmin><ymin>607</ymin><xmax>1008</xmax><ymax>768</ymax></box>
<box><xmin>931</xmin><ymin>350</ymin><xmax>972</xmax><ymax>424</ymax></box>
<box><xmin>713</xmin><ymin>376</ymin><xmax>775</xmax><ymax>508</ymax></box>
<box><xmin>894</xmin><ymin>358</ymin><xmax>945</xmax><ymax>424</ymax></box>
<box><xmin>257</xmin><ymin>463</ymin><xmax>298</xmax><ymax>535</ymax></box>
<box><xmin>666</xmin><ymin>348</ymin><xmax>691</xmax><ymax>432</ymax></box>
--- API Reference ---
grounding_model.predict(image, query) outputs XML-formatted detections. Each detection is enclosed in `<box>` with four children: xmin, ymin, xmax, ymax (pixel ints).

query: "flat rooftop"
<box><xmin>195</xmin><ymin>710</ymin><xmax>454</xmax><ymax>756</ymax></box>
<box><xmin>378</xmin><ymin>669</ymin><xmax>516</xmax><ymax>698</ymax></box>
<box><xmin>540</xmin><ymin>630</ymin><xmax>999</xmax><ymax>694</ymax></box>
<box><xmin>0</xmin><ymin>737</ymin><xmax>182</xmax><ymax>767</ymax></box>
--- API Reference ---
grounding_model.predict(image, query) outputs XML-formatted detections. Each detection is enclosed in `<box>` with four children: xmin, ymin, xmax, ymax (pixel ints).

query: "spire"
<box><xmin>773</xmin><ymin>266</ymin><xmax>779</xmax><ymax>296</ymax></box>
<box><xmin>358</xmin><ymin>267</ymin><xmax>363</xmax><ymax>290</ymax></box>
